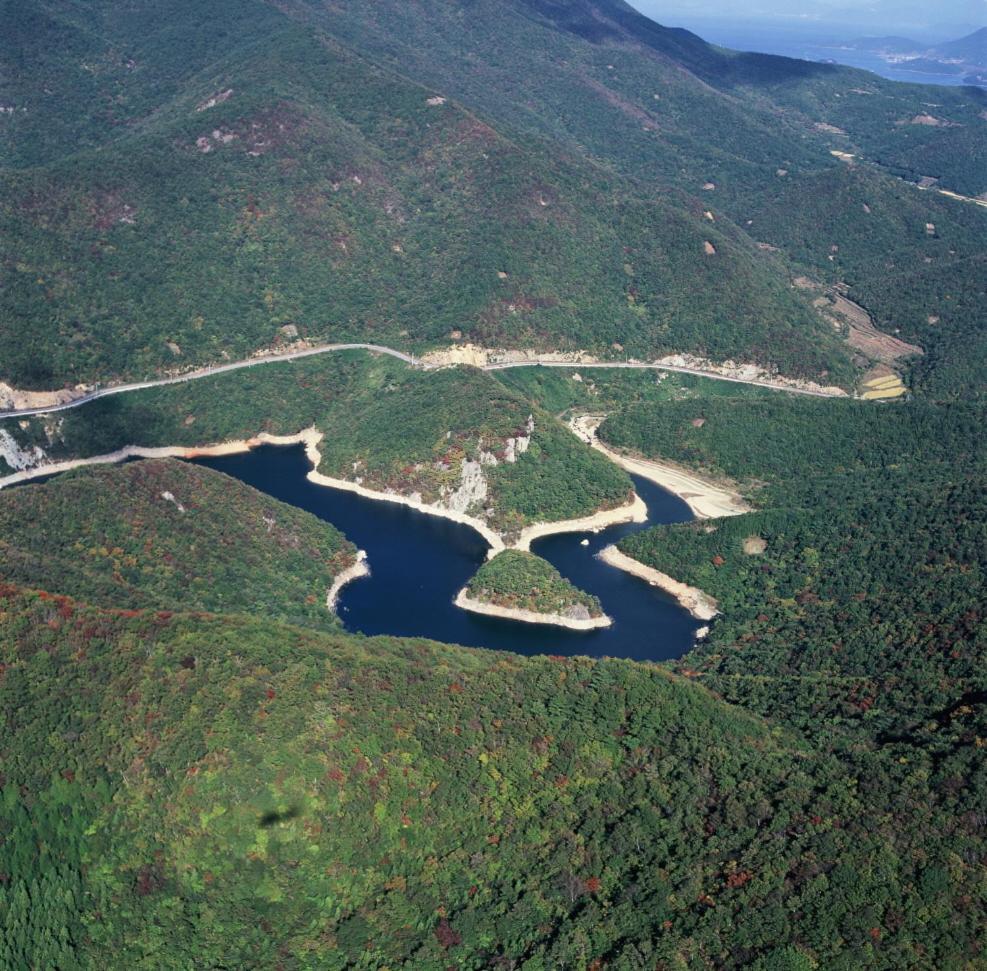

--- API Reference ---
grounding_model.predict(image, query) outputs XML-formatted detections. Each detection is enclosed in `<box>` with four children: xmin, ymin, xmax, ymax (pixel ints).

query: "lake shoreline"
<box><xmin>454</xmin><ymin>589</ymin><xmax>613</xmax><ymax>630</ymax></box>
<box><xmin>515</xmin><ymin>493</ymin><xmax>648</xmax><ymax>550</ymax></box>
<box><xmin>0</xmin><ymin>427</ymin><xmax>650</xmax><ymax>555</ymax></box>
<box><xmin>597</xmin><ymin>545</ymin><xmax>719</xmax><ymax>621</ymax></box>
<box><xmin>570</xmin><ymin>416</ymin><xmax>749</xmax><ymax>520</ymax></box>
<box><xmin>326</xmin><ymin>550</ymin><xmax>371</xmax><ymax>612</ymax></box>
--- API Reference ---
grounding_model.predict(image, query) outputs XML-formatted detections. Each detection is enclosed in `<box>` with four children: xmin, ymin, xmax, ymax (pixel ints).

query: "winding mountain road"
<box><xmin>0</xmin><ymin>342</ymin><xmax>843</xmax><ymax>420</ymax></box>
<box><xmin>484</xmin><ymin>358</ymin><xmax>842</xmax><ymax>396</ymax></box>
<box><xmin>0</xmin><ymin>343</ymin><xmax>418</xmax><ymax>419</ymax></box>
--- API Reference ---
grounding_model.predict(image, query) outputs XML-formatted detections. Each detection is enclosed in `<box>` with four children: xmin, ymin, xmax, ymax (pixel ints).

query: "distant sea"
<box><xmin>674</xmin><ymin>19</ymin><xmax>981</xmax><ymax>87</ymax></box>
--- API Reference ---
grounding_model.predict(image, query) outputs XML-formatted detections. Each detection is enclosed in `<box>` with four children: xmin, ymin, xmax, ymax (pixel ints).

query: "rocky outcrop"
<box><xmin>443</xmin><ymin>459</ymin><xmax>488</xmax><ymax>514</ymax></box>
<box><xmin>0</xmin><ymin>430</ymin><xmax>46</xmax><ymax>471</ymax></box>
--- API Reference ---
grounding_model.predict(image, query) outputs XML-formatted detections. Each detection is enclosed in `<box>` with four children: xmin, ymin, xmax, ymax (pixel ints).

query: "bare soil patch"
<box><xmin>817</xmin><ymin>287</ymin><xmax>922</xmax><ymax>365</ymax></box>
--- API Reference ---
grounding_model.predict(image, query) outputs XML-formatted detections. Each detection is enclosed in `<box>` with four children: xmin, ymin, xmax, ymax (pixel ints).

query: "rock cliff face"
<box><xmin>444</xmin><ymin>458</ymin><xmax>489</xmax><ymax>514</ymax></box>
<box><xmin>0</xmin><ymin>430</ymin><xmax>45</xmax><ymax>471</ymax></box>
<box><xmin>440</xmin><ymin>417</ymin><xmax>535</xmax><ymax>517</ymax></box>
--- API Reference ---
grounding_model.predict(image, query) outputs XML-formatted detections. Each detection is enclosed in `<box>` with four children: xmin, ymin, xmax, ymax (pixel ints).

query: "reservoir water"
<box><xmin>195</xmin><ymin>444</ymin><xmax>699</xmax><ymax>661</ymax></box>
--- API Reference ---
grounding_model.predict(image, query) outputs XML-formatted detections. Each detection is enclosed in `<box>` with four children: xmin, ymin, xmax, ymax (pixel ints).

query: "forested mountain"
<box><xmin>602</xmin><ymin>392</ymin><xmax>985</xmax><ymax>739</ymax></box>
<box><xmin>0</xmin><ymin>459</ymin><xmax>359</xmax><ymax>628</ymax></box>
<box><xmin>2</xmin><ymin>585</ymin><xmax>982</xmax><ymax>969</ymax></box>
<box><xmin>2</xmin><ymin>0</ymin><xmax>983</xmax><ymax>394</ymax></box>
<box><xmin>1</xmin><ymin>2</ymin><xmax>985</xmax><ymax>968</ymax></box>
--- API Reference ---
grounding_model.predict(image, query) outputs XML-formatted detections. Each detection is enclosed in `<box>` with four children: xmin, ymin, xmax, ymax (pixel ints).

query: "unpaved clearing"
<box><xmin>815</xmin><ymin>288</ymin><xmax>923</xmax><ymax>365</ymax></box>
<box><xmin>860</xmin><ymin>365</ymin><xmax>907</xmax><ymax>400</ymax></box>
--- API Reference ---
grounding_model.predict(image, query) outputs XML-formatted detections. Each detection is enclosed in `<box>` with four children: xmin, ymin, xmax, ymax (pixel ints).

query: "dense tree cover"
<box><xmin>497</xmin><ymin>366</ymin><xmax>764</xmax><ymax>418</ymax></box>
<box><xmin>317</xmin><ymin>0</ymin><xmax>985</xmax><ymax>399</ymax></box>
<box><xmin>320</xmin><ymin>0</ymin><xmax>986</xmax><ymax>201</ymax></box>
<box><xmin>600</xmin><ymin>393</ymin><xmax>983</xmax><ymax>487</ymax></box>
<box><xmin>0</xmin><ymin>1</ymin><xmax>853</xmax><ymax>391</ymax></box>
<box><xmin>1</xmin><ymin>0</ymin><xmax>981</xmax><ymax>401</ymax></box>
<box><xmin>601</xmin><ymin>393</ymin><xmax>986</xmax><ymax>739</ymax></box>
<box><xmin>594</xmin><ymin>388</ymin><xmax>986</xmax><ymax>970</ymax></box>
<box><xmin>620</xmin><ymin>470</ymin><xmax>984</xmax><ymax>735</ymax></box>
<box><xmin>0</xmin><ymin>0</ymin><xmax>984</xmax><ymax>964</ymax></box>
<box><xmin>0</xmin><ymin>352</ymin><xmax>632</xmax><ymax>537</ymax></box>
<box><xmin>1</xmin><ymin>586</ymin><xmax>983</xmax><ymax>969</ymax></box>
<box><xmin>465</xmin><ymin>550</ymin><xmax>604</xmax><ymax>618</ymax></box>
<box><xmin>0</xmin><ymin>460</ymin><xmax>356</xmax><ymax>630</ymax></box>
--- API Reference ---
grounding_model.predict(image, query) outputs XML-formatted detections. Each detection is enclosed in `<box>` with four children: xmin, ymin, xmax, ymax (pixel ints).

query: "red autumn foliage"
<box><xmin>584</xmin><ymin>876</ymin><xmax>602</xmax><ymax>893</ymax></box>
<box><xmin>135</xmin><ymin>864</ymin><xmax>163</xmax><ymax>897</ymax></box>
<box><xmin>433</xmin><ymin>919</ymin><xmax>461</xmax><ymax>949</ymax></box>
<box><xmin>725</xmin><ymin>870</ymin><xmax>752</xmax><ymax>888</ymax></box>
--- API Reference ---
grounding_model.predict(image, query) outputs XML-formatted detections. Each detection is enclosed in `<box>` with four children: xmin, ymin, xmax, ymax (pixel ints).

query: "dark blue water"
<box><xmin>194</xmin><ymin>445</ymin><xmax>699</xmax><ymax>661</ymax></box>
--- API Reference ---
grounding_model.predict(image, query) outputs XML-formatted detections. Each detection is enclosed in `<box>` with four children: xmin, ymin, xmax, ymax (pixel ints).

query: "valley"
<box><xmin>0</xmin><ymin>1</ymin><xmax>983</xmax><ymax>968</ymax></box>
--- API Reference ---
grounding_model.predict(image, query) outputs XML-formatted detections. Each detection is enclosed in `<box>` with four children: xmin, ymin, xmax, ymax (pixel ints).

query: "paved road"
<box><xmin>0</xmin><ymin>342</ymin><xmax>843</xmax><ymax>420</ymax></box>
<box><xmin>0</xmin><ymin>343</ymin><xmax>417</xmax><ymax>419</ymax></box>
<box><xmin>485</xmin><ymin>359</ymin><xmax>841</xmax><ymax>397</ymax></box>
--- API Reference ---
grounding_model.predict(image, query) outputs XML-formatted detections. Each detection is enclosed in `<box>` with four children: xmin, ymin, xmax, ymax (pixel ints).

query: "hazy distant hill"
<box><xmin>848</xmin><ymin>26</ymin><xmax>986</xmax><ymax>72</ymax></box>
<box><xmin>934</xmin><ymin>25</ymin><xmax>987</xmax><ymax>62</ymax></box>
